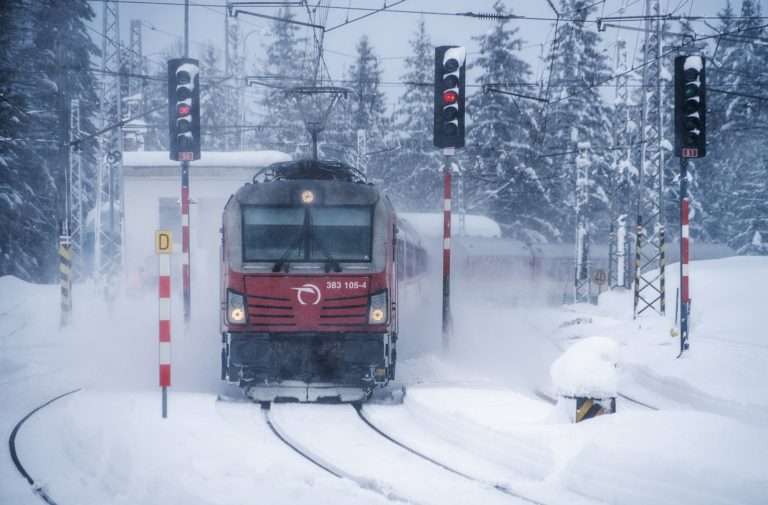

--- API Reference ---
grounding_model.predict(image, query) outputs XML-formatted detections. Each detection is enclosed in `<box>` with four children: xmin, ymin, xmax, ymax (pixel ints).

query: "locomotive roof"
<box><xmin>235</xmin><ymin>174</ymin><xmax>380</xmax><ymax>206</ymax></box>
<box><xmin>260</xmin><ymin>159</ymin><xmax>368</xmax><ymax>184</ymax></box>
<box><xmin>233</xmin><ymin>158</ymin><xmax>380</xmax><ymax>206</ymax></box>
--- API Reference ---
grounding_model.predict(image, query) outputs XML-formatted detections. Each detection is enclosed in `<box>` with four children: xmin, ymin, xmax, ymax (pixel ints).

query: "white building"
<box><xmin>122</xmin><ymin>151</ymin><xmax>290</xmax><ymax>280</ymax></box>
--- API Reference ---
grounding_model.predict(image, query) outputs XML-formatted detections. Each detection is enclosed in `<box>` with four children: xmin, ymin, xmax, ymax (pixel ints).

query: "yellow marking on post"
<box><xmin>59</xmin><ymin>246</ymin><xmax>73</xmax><ymax>261</ymax></box>
<box><xmin>576</xmin><ymin>399</ymin><xmax>594</xmax><ymax>423</ymax></box>
<box><xmin>156</xmin><ymin>230</ymin><xmax>173</xmax><ymax>254</ymax></box>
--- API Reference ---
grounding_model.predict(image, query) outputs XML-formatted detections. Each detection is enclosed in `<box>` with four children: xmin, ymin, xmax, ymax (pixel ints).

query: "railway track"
<box><xmin>8</xmin><ymin>388</ymin><xmax>81</xmax><ymax>505</ymax></box>
<box><xmin>617</xmin><ymin>392</ymin><xmax>659</xmax><ymax>410</ymax></box>
<box><xmin>262</xmin><ymin>403</ymin><xmax>418</xmax><ymax>504</ymax></box>
<box><xmin>354</xmin><ymin>404</ymin><xmax>547</xmax><ymax>505</ymax></box>
<box><xmin>265</xmin><ymin>402</ymin><xmax>547</xmax><ymax>505</ymax></box>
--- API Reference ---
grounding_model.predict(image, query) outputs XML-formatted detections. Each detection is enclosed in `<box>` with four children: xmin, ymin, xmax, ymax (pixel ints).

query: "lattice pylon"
<box><xmin>609</xmin><ymin>3</ymin><xmax>633</xmax><ymax>290</ymax></box>
<box><xmin>69</xmin><ymin>99</ymin><xmax>84</xmax><ymax>278</ymax></box>
<box><xmin>95</xmin><ymin>0</ymin><xmax>124</xmax><ymax>291</ymax></box>
<box><xmin>633</xmin><ymin>0</ymin><xmax>666</xmax><ymax>317</ymax></box>
<box><xmin>127</xmin><ymin>20</ymin><xmax>144</xmax><ymax>116</ymax></box>
<box><xmin>123</xmin><ymin>19</ymin><xmax>146</xmax><ymax>151</ymax></box>
<box><xmin>574</xmin><ymin>141</ymin><xmax>592</xmax><ymax>304</ymax></box>
<box><xmin>225</xmin><ymin>15</ymin><xmax>243</xmax><ymax>150</ymax></box>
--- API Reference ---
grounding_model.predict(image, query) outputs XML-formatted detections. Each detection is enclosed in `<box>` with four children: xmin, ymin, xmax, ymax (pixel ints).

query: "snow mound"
<box><xmin>551</xmin><ymin>336</ymin><xmax>618</xmax><ymax>398</ymax></box>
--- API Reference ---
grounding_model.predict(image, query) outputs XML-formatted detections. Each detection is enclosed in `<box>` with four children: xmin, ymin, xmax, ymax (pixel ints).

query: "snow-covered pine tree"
<box><xmin>382</xmin><ymin>18</ymin><xmax>442</xmax><ymax>211</ymax></box>
<box><xmin>713</xmin><ymin>0</ymin><xmax>768</xmax><ymax>253</ymax></box>
<box><xmin>141</xmin><ymin>40</ymin><xmax>185</xmax><ymax>152</ymax></box>
<box><xmin>700</xmin><ymin>1</ymin><xmax>738</xmax><ymax>243</ymax></box>
<box><xmin>540</xmin><ymin>0</ymin><xmax>614</xmax><ymax>242</ymax></box>
<box><xmin>0</xmin><ymin>0</ymin><xmax>40</xmax><ymax>279</ymax></box>
<box><xmin>258</xmin><ymin>7</ymin><xmax>307</xmax><ymax>156</ymax></box>
<box><xmin>466</xmin><ymin>1</ymin><xmax>556</xmax><ymax>244</ymax></box>
<box><xmin>347</xmin><ymin>36</ymin><xmax>387</xmax><ymax>134</ymax></box>
<box><xmin>343</xmin><ymin>36</ymin><xmax>389</xmax><ymax>171</ymax></box>
<box><xmin>1</xmin><ymin>0</ymin><xmax>99</xmax><ymax>281</ymax></box>
<box><xmin>199</xmin><ymin>43</ymin><xmax>230</xmax><ymax>151</ymax></box>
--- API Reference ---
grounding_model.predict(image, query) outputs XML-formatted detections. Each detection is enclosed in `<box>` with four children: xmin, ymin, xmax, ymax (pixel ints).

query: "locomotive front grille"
<box><xmin>247</xmin><ymin>294</ymin><xmax>295</xmax><ymax>327</ymax></box>
<box><xmin>319</xmin><ymin>293</ymin><xmax>368</xmax><ymax>326</ymax></box>
<box><xmin>245</xmin><ymin>292</ymin><xmax>370</xmax><ymax>329</ymax></box>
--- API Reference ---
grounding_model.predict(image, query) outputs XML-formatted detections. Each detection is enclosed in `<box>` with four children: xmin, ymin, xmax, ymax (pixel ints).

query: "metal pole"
<box><xmin>574</xmin><ymin>141</ymin><xmax>591</xmax><ymax>303</ymax></box>
<box><xmin>184</xmin><ymin>0</ymin><xmax>189</xmax><ymax>58</ymax></box>
<box><xmin>58</xmin><ymin>37</ymin><xmax>73</xmax><ymax>326</ymax></box>
<box><xmin>181</xmin><ymin>161</ymin><xmax>191</xmax><ymax>324</ymax></box>
<box><xmin>182</xmin><ymin>0</ymin><xmax>191</xmax><ymax>324</ymax></box>
<box><xmin>679</xmin><ymin>157</ymin><xmax>690</xmax><ymax>356</ymax></box>
<box><xmin>442</xmin><ymin>148</ymin><xmax>454</xmax><ymax>352</ymax></box>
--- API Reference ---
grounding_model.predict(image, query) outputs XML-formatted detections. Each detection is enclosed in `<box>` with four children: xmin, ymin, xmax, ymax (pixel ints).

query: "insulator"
<box><xmin>461</xmin><ymin>11</ymin><xmax>517</xmax><ymax>20</ymax></box>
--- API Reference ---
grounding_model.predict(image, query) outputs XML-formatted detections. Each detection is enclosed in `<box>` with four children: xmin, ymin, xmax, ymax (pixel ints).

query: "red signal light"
<box><xmin>177</xmin><ymin>104</ymin><xmax>191</xmax><ymax>116</ymax></box>
<box><xmin>442</xmin><ymin>90</ymin><xmax>458</xmax><ymax>106</ymax></box>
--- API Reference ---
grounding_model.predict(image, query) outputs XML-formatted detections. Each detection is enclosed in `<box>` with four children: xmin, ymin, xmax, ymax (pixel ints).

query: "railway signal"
<box><xmin>168</xmin><ymin>58</ymin><xmax>200</xmax><ymax>323</ymax></box>
<box><xmin>674</xmin><ymin>55</ymin><xmax>705</xmax><ymax>357</ymax></box>
<box><xmin>674</xmin><ymin>55</ymin><xmax>706</xmax><ymax>159</ymax></box>
<box><xmin>433</xmin><ymin>46</ymin><xmax>466</xmax><ymax>149</ymax></box>
<box><xmin>168</xmin><ymin>58</ymin><xmax>201</xmax><ymax>161</ymax></box>
<box><xmin>433</xmin><ymin>46</ymin><xmax>466</xmax><ymax>353</ymax></box>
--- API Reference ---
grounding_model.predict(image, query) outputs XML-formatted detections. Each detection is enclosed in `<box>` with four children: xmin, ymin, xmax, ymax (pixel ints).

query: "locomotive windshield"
<box><xmin>242</xmin><ymin>205</ymin><xmax>373</xmax><ymax>263</ymax></box>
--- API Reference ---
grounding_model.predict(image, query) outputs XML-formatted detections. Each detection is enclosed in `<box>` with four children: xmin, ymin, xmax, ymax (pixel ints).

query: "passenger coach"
<box><xmin>220</xmin><ymin>159</ymin><xmax>426</xmax><ymax>402</ymax></box>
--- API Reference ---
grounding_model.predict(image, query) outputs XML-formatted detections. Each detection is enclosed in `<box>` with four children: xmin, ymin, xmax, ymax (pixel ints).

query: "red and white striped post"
<box><xmin>679</xmin><ymin>158</ymin><xmax>691</xmax><ymax>356</ymax></box>
<box><xmin>442</xmin><ymin>149</ymin><xmax>454</xmax><ymax>352</ymax></box>
<box><xmin>181</xmin><ymin>161</ymin><xmax>191</xmax><ymax>325</ymax></box>
<box><xmin>156</xmin><ymin>231</ymin><xmax>172</xmax><ymax>417</ymax></box>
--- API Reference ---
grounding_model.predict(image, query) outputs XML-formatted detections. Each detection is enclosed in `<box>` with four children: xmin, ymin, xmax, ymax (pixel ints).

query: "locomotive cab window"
<box><xmin>242</xmin><ymin>205</ymin><xmax>373</xmax><ymax>263</ymax></box>
<box><xmin>242</xmin><ymin>207</ymin><xmax>304</xmax><ymax>261</ymax></box>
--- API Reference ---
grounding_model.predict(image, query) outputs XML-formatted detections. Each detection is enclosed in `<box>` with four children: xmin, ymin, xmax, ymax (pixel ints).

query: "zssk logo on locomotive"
<box><xmin>292</xmin><ymin>283</ymin><xmax>322</xmax><ymax>305</ymax></box>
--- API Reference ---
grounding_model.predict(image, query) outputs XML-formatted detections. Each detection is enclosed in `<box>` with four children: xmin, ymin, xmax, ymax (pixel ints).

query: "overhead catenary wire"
<box><xmin>82</xmin><ymin>1</ymin><xmax>768</xmax><ymax>23</ymax></box>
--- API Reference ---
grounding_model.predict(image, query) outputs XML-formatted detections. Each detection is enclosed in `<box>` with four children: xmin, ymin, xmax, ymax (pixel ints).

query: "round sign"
<box><xmin>593</xmin><ymin>270</ymin><xmax>607</xmax><ymax>285</ymax></box>
<box><xmin>106</xmin><ymin>150</ymin><xmax>122</xmax><ymax>164</ymax></box>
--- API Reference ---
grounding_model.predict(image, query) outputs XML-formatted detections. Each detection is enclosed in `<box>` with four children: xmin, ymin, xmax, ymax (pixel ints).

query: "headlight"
<box><xmin>368</xmin><ymin>291</ymin><xmax>388</xmax><ymax>325</ymax></box>
<box><xmin>300</xmin><ymin>190</ymin><xmax>315</xmax><ymax>204</ymax></box>
<box><xmin>227</xmin><ymin>289</ymin><xmax>247</xmax><ymax>325</ymax></box>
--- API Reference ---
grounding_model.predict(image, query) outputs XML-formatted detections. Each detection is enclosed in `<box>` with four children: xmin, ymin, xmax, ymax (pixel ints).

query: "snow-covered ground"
<box><xmin>2</xmin><ymin>256</ymin><xmax>767</xmax><ymax>504</ymax></box>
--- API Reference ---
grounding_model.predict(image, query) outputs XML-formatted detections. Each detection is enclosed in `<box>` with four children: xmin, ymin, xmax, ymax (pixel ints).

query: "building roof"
<box><xmin>123</xmin><ymin>151</ymin><xmax>291</xmax><ymax>168</ymax></box>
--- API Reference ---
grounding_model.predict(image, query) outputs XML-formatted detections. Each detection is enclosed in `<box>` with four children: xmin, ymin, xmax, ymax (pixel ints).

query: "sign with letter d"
<box><xmin>156</xmin><ymin>230</ymin><xmax>173</xmax><ymax>254</ymax></box>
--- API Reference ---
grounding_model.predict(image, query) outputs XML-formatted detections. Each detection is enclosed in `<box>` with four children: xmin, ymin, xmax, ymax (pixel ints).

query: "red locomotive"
<box><xmin>220</xmin><ymin>159</ymin><xmax>426</xmax><ymax>402</ymax></box>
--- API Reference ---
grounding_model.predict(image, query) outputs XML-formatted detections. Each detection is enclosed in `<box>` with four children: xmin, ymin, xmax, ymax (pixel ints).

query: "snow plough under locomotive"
<box><xmin>220</xmin><ymin>159</ymin><xmax>426</xmax><ymax>402</ymax></box>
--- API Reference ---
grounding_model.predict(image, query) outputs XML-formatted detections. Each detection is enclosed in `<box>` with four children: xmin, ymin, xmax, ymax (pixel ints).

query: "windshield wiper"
<box><xmin>270</xmin><ymin>209</ymin><xmax>343</xmax><ymax>273</ymax></box>
<box><xmin>272</xmin><ymin>212</ymin><xmax>309</xmax><ymax>272</ymax></box>
<box><xmin>310</xmin><ymin>231</ymin><xmax>343</xmax><ymax>273</ymax></box>
<box><xmin>271</xmin><ymin>232</ymin><xmax>304</xmax><ymax>272</ymax></box>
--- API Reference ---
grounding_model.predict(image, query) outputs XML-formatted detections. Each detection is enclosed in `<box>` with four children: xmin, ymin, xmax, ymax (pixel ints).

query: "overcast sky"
<box><xmin>90</xmin><ymin>0</ymin><xmax>740</xmax><ymax>106</ymax></box>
